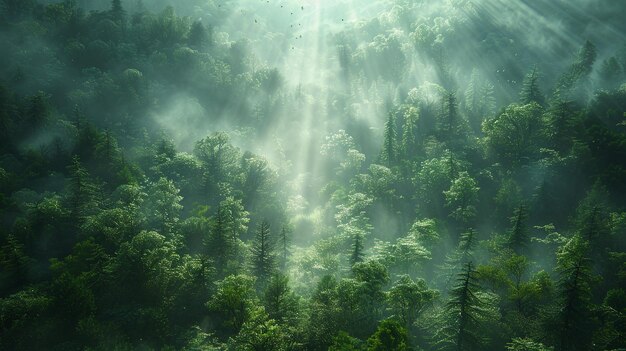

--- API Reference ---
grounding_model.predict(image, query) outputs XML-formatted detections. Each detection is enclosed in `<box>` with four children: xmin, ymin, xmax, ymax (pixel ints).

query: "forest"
<box><xmin>0</xmin><ymin>0</ymin><xmax>625</xmax><ymax>350</ymax></box>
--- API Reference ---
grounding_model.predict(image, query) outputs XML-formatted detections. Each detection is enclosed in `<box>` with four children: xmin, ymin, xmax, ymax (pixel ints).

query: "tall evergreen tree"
<box><xmin>508</xmin><ymin>205</ymin><xmax>529</xmax><ymax>254</ymax></box>
<box><xmin>279</xmin><ymin>225</ymin><xmax>291</xmax><ymax>271</ymax></box>
<box><xmin>553</xmin><ymin>236</ymin><xmax>593</xmax><ymax>351</ymax></box>
<box><xmin>110</xmin><ymin>0</ymin><xmax>126</xmax><ymax>24</ymax></box>
<box><xmin>438</xmin><ymin>261</ymin><xmax>486</xmax><ymax>351</ymax></box>
<box><xmin>381</xmin><ymin>112</ymin><xmax>397</xmax><ymax>167</ymax></box>
<box><xmin>520</xmin><ymin>66</ymin><xmax>544</xmax><ymax>106</ymax></box>
<box><xmin>400</xmin><ymin>106</ymin><xmax>419</xmax><ymax>162</ymax></box>
<box><xmin>205</xmin><ymin>207</ymin><xmax>234</xmax><ymax>279</ymax></box>
<box><xmin>66</xmin><ymin>155</ymin><xmax>99</xmax><ymax>225</ymax></box>
<box><xmin>350</xmin><ymin>233</ymin><xmax>364</xmax><ymax>268</ymax></box>
<box><xmin>251</xmin><ymin>220</ymin><xmax>276</xmax><ymax>288</ymax></box>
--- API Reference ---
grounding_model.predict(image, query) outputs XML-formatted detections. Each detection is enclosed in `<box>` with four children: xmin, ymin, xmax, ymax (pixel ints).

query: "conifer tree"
<box><xmin>66</xmin><ymin>155</ymin><xmax>99</xmax><ymax>225</ymax></box>
<box><xmin>508</xmin><ymin>205</ymin><xmax>529</xmax><ymax>254</ymax></box>
<box><xmin>279</xmin><ymin>225</ymin><xmax>291</xmax><ymax>271</ymax></box>
<box><xmin>381</xmin><ymin>113</ymin><xmax>397</xmax><ymax>167</ymax></box>
<box><xmin>439</xmin><ymin>261</ymin><xmax>486</xmax><ymax>351</ymax></box>
<box><xmin>553</xmin><ymin>236</ymin><xmax>593</xmax><ymax>351</ymax></box>
<box><xmin>205</xmin><ymin>207</ymin><xmax>234</xmax><ymax>279</ymax></box>
<box><xmin>110</xmin><ymin>0</ymin><xmax>126</xmax><ymax>24</ymax></box>
<box><xmin>520</xmin><ymin>66</ymin><xmax>544</xmax><ymax>106</ymax></box>
<box><xmin>251</xmin><ymin>220</ymin><xmax>276</xmax><ymax>288</ymax></box>
<box><xmin>350</xmin><ymin>233</ymin><xmax>364</xmax><ymax>268</ymax></box>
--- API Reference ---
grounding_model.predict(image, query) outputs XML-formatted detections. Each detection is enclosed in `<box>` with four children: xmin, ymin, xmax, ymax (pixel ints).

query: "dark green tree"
<box><xmin>110</xmin><ymin>0</ymin><xmax>126</xmax><ymax>24</ymax></box>
<box><xmin>279</xmin><ymin>225</ymin><xmax>291</xmax><ymax>271</ymax></box>
<box><xmin>367</xmin><ymin>319</ymin><xmax>410</xmax><ymax>351</ymax></box>
<box><xmin>205</xmin><ymin>207</ymin><xmax>235</xmax><ymax>279</ymax></box>
<box><xmin>438</xmin><ymin>261</ymin><xmax>486</xmax><ymax>351</ymax></box>
<box><xmin>508</xmin><ymin>205</ymin><xmax>529</xmax><ymax>254</ymax></box>
<box><xmin>350</xmin><ymin>233</ymin><xmax>365</xmax><ymax>268</ymax></box>
<box><xmin>381</xmin><ymin>112</ymin><xmax>397</xmax><ymax>167</ymax></box>
<box><xmin>552</xmin><ymin>236</ymin><xmax>594</xmax><ymax>351</ymax></box>
<box><xmin>66</xmin><ymin>155</ymin><xmax>100</xmax><ymax>225</ymax></box>
<box><xmin>520</xmin><ymin>66</ymin><xmax>544</xmax><ymax>106</ymax></box>
<box><xmin>188</xmin><ymin>21</ymin><xmax>212</xmax><ymax>49</ymax></box>
<box><xmin>251</xmin><ymin>220</ymin><xmax>276</xmax><ymax>288</ymax></box>
<box><xmin>263</xmin><ymin>273</ymin><xmax>300</xmax><ymax>325</ymax></box>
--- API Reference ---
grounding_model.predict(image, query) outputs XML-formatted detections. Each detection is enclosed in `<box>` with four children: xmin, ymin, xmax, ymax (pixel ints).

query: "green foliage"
<box><xmin>482</xmin><ymin>102</ymin><xmax>545</xmax><ymax>167</ymax></box>
<box><xmin>444</xmin><ymin>171</ymin><xmax>479</xmax><ymax>223</ymax></box>
<box><xmin>387</xmin><ymin>275</ymin><xmax>438</xmax><ymax>327</ymax></box>
<box><xmin>208</xmin><ymin>274</ymin><xmax>257</xmax><ymax>336</ymax></box>
<box><xmin>520</xmin><ymin>66</ymin><xmax>544</xmax><ymax>106</ymax></box>
<box><xmin>437</xmin><ymin>262</ymin><xmax>488</xmax><ymax>351</ymax></box>
<box><xmin>381</xmin><ymin>113</ymin><xmax>397</xmax><ymax>167</ymax></box>
<box><xmin>0</xmin><ymin>2</ymin><xmax>625</xmax><ymax>350</ymax></box>
<box><xmin>506</xmin><ymin>338</ymin><xmax>553</xmax><ymax>351</ymax></box>
<box><xmin>251</xmin><ymin>220</ymin><xmax>277</xmax><ymax>289</ymax></box>
<box><xmin>367</xmin><ymin>319</ymin><xmax>410</xmax><ymax>351</ymax></box>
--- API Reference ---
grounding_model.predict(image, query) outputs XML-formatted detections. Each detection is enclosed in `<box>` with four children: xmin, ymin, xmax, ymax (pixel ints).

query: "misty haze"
<box><xmin>1</xmin><ymin>0</ymin><xmax>625</xmax><ymax>350</ymax></box>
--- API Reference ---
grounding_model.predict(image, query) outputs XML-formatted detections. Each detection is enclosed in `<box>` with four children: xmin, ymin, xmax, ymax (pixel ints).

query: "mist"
<box><xmin>1</xmin><ymin>0</ymin><xmax>625</xmax><ymax>350</ymax></box>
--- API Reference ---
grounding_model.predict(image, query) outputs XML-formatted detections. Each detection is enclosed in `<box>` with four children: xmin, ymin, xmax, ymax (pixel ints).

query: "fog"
<box><xmin>1</xmin><ymin>0</ymin><xmax>625</xmax><ymax>350</ymax></box>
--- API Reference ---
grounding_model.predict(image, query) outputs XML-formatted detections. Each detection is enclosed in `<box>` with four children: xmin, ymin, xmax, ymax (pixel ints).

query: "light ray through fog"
<box><xmin>163</xmin><ymin>0</ymin><xmax>626</xmax><ymax>212</ymax></box>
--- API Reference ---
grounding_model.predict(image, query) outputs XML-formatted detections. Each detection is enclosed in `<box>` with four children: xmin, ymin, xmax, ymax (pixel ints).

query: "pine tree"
<box><xmin>110</xmin><ymin>0</ymin><xmax>126</xmax><ymax>24</ymax></box>
<box><xmin>546</xmin><ymin>99</ymin><xmax>576</xmax><ymax>153</ymax></box>
<box><xmin>400</xmin><ymin>106</ymin><xmax>419</xmax><ymax>162</ymax></box>
<box><xmin>279</xmin><ymin>225</ymin><xmax>291</xmax><ymax>271</ymax></box>
<box><xmin>251</xmin><ymin>220</ymin><xmax>276</xmax><ymax>288</ymax></box>
<box><xmin>350</xmin><ymin>233</ymin><xmax>364</xmax><ymax>268</ymax></box>
<box><xmin>457</xmin><ymin>229</ymin><xmax>477</xmax><ymax>264</ymax></box>
<box><xmin>439</xmin><ymin>91</ymin><xmax>461</xmax><ymax>142</ymax></box>
<box><xmin>205</xmin><ymin>206</ymin><xmax>234</xmax><ymax>279</ymax></box>
<box><xmin>66</xmin><ymin>155</ymin><xmax>99</xmax><ymax>225</ymax></box>
<box><xmin>439</xmin><ymin>261</ymin><xmax>486</xmax><ymax>351</ymax></box>
<box><xmin>554</xmin><ymin>236</ymin><xmax>593</xmax><ymax>351</ymax></box>
<box><xmin>508</xmin><ymin>205</ymin><xmax>528</xmax><ymax>253</ymax></box>
<box><xmin>188</xmin><ymin>21</ymin><xmax>212</xmax><ymax>49</ymax></box>
<box><xmin>520</xmin><ymin>66</ymin><xmax>544</xmax><ymax>106</ymax></box>
<box><xmin>381</xmin><ymin>113</ymin><xmax>397</xmax><ymax>167</ymax></box>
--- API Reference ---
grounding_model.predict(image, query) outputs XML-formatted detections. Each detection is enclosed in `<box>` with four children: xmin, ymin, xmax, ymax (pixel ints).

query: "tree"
<box><xmin>26</xmin><ymin>91</ymin><xmax>50</xmax><ymax>131</ymax></box>
<box><xmin>439</xmin><ymin>91</ymin><xmax>460</xmax><ymax>140</ymax></box>
<box><xmin>220</xmin><ymin>195</ymin><xmax>250</xmax><ymax>241</ymax></box>
<box><xmin>552</xmin><ymin>235</ymin><xmax>594</xmax><ymax>351</ymax></box>
<box><xmin>194</xmin><ymin>132</ymin><xmax>240</xmax><ymax>195</ymax></box>
<box><xmin>263</xmin><ymin>274</ymin><xmax>299</xmax><ymax>325</ymax></box>
<box><xmin>278</xmin><ymin>226</ymin><xmax>291</xmax><ymax>271</ymax></box>
<box><xmin>482</xmin><ymin>102</ymin><xmax>544</xmax><ymax>167</ymax></box>
<box><xmin>188</xmin><ymin>20</ymin><xmax>212</xmax><ymax>49</ymax></box>
<box><xmin>307</xmin><ymin>275</ymin><xmax>340</xmax><ymax>350</ymax></box>
<box><xmin>350</xmin><ymin>233</ymin><xmax>365</xmax><ymax>267</ymax></box>
<box><xmin>400</xmin><ymin>105</ymin><xmax>419</xmax><ymax>162</ymax></box>
<box><xmin>0</xmin><ymin>234</ymin><xmax>33</xmax><ymax>295</ymax></box>
<box><xmin>545</xmin><ymin>100</ymin><xmax>578</xmax><ymax>153</ymax></box>
<box><xmin>444</xmin><ymin>171</ymin><xmax>479</xmax><ymax>224</ymax></box>
<box><xmin>205</xmin><ymin>207</ymin><xmax>235</xmax><ymax>278</ymax></box>
<box><xmin>438</xmin><ymin>261</ymin><xmax>487</xmax><ymax>351</ymax></box>
<box><xmin>146</xmin><ymin>177</ymin><xmax>183</xmax><ymax>237</ymax></box>
<box><xmin>381</xmin><ymin>113</ymin><xmax>397</xmax><ymax>167</ymax></box>
<box><xmin>251</xmin><ymin>220</ymin><xmax>276</xmax><ymax>289</ymax></box>
<box><xmin>232</xmin><ymin>306</ymin><xmax>288</xmax><ymax>351</ymax></box>
<box><xmin>387</xmin><ymin>275</ymin><xmax>438</xmax><ymax>329</ymax></box>
<box><xmin>208</xmin><ymin>274</ymin><xmax>257</xmax><ymax>337</ymax></box>
<box><xmin>367</xmin><ymin>319</ymin><xmax>410</xmax><ymax>351</ymax></box>
<box><xmin>520</xmin><ymin>66</ymin><xmax>544</xmax><ymax>106</ymax></box>
<box><xmin>508</xmin><ymin>205</ymin><xmax>529</xmax><ymax>254</ymax></box>
<box><xmin>66</xmin><ymin>155</ymin><xmax>100</xmax><ymax>225</ymax></box>
<box><xmin>554</xmin><ymin>40</ymin><xmax>597</xmax><ymax>99</ymax></box>
<box><xmin>110</xmin><ymin>0</ymin><xmax>126</xmax><ymax>24</ymax></box>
